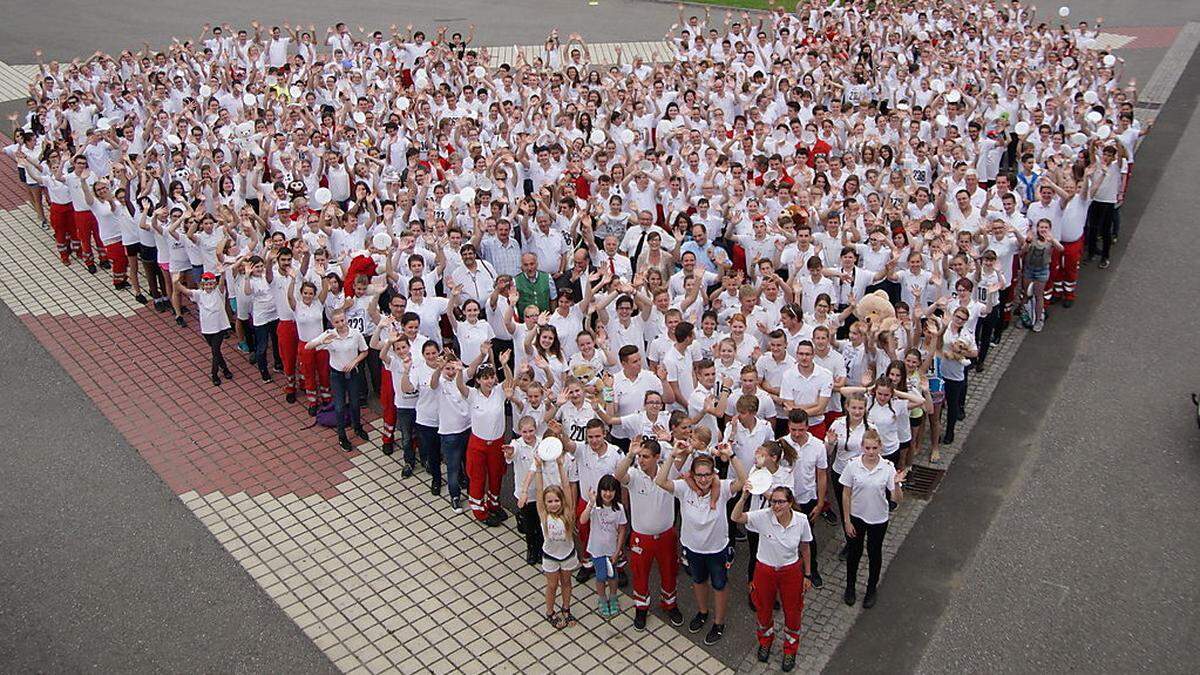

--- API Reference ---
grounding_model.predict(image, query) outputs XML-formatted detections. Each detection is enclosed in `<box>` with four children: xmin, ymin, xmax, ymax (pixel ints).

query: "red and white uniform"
<box><xmin>626</xmin><ymin>465</ymin><xmax>678</xmax><ymax>611</ymax></box>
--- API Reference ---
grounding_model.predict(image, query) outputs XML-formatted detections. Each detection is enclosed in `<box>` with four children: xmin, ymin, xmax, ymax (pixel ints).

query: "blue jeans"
<box><xmin>415</xmin><ymin>423</ymin><xmax>440</xmax><ymax>483</ymax></box>
<box><xmin>438</xmin><ymin>430</ymin><xmax>469</xmax><ymax>500</ymax></box>
<box><xmin>330</xmin><ymin>368</ymin><xmax>362</xmax><ymax>435</ymax></box>
<box><xmin>397</xmin><ymin>408</ymin><xmax>417</xmax><ymax>466</ymax></box>
<box><xmin>252</xmin><ymin>319</ymin><xmax>279</xmax><ymax>377</ymax></box>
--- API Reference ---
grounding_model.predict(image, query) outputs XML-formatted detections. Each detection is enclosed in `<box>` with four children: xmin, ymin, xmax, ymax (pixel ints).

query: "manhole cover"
<box><xmin>904</xmin><ymin>464</ymin><xmax>946</xmax><ymax>499</ymax></box>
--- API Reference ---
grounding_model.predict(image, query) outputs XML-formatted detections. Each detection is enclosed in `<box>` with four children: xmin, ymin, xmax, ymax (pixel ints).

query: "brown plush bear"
<box><xmin>852</xmin><ymin>290</ymin><xmax>896</xmax><ymax>324</ymax></box>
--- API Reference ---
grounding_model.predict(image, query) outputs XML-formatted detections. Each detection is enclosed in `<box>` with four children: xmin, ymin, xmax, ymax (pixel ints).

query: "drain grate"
<box><xmin>904</xmin><ymin>464</ymin><xmax>946</xmax><ymax>499</ymax></box>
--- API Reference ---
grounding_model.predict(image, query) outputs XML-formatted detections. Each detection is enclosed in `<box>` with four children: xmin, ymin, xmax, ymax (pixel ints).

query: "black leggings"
<box><xmin>1086</xmin><ymin>201</ymin><xmax>1117</xmax><ymax>260</ymax></box>
<box><xmin>976</xmin><ymin>303</ymin><xmax>1003</xmax><ymax>366</ymax></box>
<box><xmin>845</xmin><ymin>516</ymin><xmax>888</xmax><ymax>592</ymax></box>
<box><xmin>203</xmin><ymin>331</ymin><xmax>230</xmax><ymax>378</ymax></box>
<box><xmin>943</xmin><ymin>376</ymin><xmax>968</xmax><ymax>436</ymax></box>
<box><xmin>799</xmin><ymin>498</ymin><xmax>821</xmax><ymax>578</ymax></box>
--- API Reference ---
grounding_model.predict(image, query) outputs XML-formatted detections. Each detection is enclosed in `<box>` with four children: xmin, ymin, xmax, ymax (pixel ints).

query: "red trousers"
<box><xmin>276</xmin><ymin>320</ymin><xmax>299</xmax><ymax>394</ymax></box>
<box><xmin>380</xmin><ymin>374</ymin><xmax>396</xmax><ymax>444</ymax></box>
<box><xmin>754</xmin><ymin>560</ymin><xmax>805</xmax><ymax>656</ymax></box>
<box><xmin>72</xmin><ymin>209</ymin><xmax>106</xmax><ymax>265</ymax></box>
<box><xmin>629</xmin><ymin>528</ymin><xmax>679</xmax><ymax>610</ymax></box>
<box><xmin>1047</xmin><ymin>239</ymin><xmax>1082</xmax><ymax>301</ymax></box>
<box><xmin>808</xmin><ymin>419</ymin><xmax>828</xmax><ymax>441</ymax></box>
<box><xmin>466</xmin><ymin>434</ymin><xmax>506</xmax><ymax>520</ymax></box>
<box><xmin>575</xmin><ymin>497</ymin><xmax>592</xmax><ymax>558</ymax></box>
<box><xmin>297</xmin><ymin>341</ymin><xmax>331</xmax><ymax>404</ymax></box>
<box><xmin>102</xmin><ymin>241</ymin><xmax>128</xmax><ymax>287</ymax></box>
<box><xmin>50</xmin><ymin>202</ymin><xmax>72</xmax><ymax>263</ymax></box>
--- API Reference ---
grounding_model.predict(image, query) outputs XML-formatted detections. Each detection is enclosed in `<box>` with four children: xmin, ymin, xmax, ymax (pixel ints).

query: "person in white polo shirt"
<box><xmin>184</xmin><ymin>272</ymin><xmax>233</xmax><ymax>386</ymax></box>
<box><xmin>614</xmin><ymin>436</ymin><xmax>684</xmax><ymax>631</ymax></box>
<box><xmin>779</xmin><ymin>410</ymin><xmax>828</xmax><ymax>588</ymax></box>
<box><xmin>778</xmin><ymin>341</ymin><xmax>833</xmax><ymax>437</ymax></box>
<box><xmin>732</xmin><ymin>483</ymin><xmax>813</xmax><ymax>673</ymax></box>
<box><xmin>655</xmin><ymin>443</ymin><xmax>747</xmax><ymax>646</ymax></box>
<box><xmin>307</xmin><ymin>309</ymin><xmax>369</xmax><ymax>450</ymax></box>
<box><xmin>454</xmin><ymin>360</ymin><xmax>511</xmax><ymax>527</ymax></box>
<box><xmin>840</xmin><ymin>429</ymin><xmax>906</xmax><ymax>609</ymax></box>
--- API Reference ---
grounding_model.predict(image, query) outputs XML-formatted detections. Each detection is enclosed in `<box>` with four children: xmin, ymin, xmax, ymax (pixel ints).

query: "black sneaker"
<box><xmin>634</xmin><ymin>609</ymin><xmax>648</xmax><ymax>631</ymax></box>
<box><xmin>575</xmin><ymin>566</ymin><xmax>594</xmax><ymax>583</ymax></box>
<box><xmin>134</xmin><ymin>293</ymin><xmax>148</xmax><ymax>304</ymax></box>
<box><xmin>863</xmin><ymin>588</ymin><xmax>877</xmax><ymax>609</ymax></box>
<box><xmin>782</xmin><ymin>653</ymin><xmax>796</xmax><ymax>672</ymax></box>
<box><xmin>757</xmin><ymin>645</ymin><xmax>770</xmax><ymax>663</ymax></box>
<box><xmin>86</xmin><ymin>263</ymin><xmax>98</xmax><ymax>274</ymax></box>
<box><xmin>688</xmin><ymin>612</ymin><xmax>708</xmax><ymax>634</ymax></box>
<box><xmin>666</xmin><ymin>606</ymin><xmax>683</xmax><ymax>627</ymax></box>
<box><xmin>1099</xmin><ymin>258</ymin><xmax>1110</xmax><ymax>269</ymax></box>
<box><xmin>221</xmin><ymin>369</ymin><xmax>234</xmax><ymax>381</ymax></box>
<box><xmin>175</xmin><ymin>316</ymin><xmax>186</xmax><ymax>327</ymax></box>
<box><xmin>494</xmin><ymin>509</ymin><xmax>509</xmax><ymax>522</ymax></box>
<box><xmin>307</xmin><ymin>404</ymin><xmax>318</xmax><ymax>416</ymax></box>
<box><xmin>810</xmin><ymin>571</ymin><xmax>824</xmax><ymax>589</ymax></box>
<box><xmin>430</xmin><ymin>482</ymin><xmax>441</xmax><ymax>496</ymax></box>
<box><xmin>285</xmin><ymin>392</ymin><xmax>297</xmax><ymax>403</ymax></box>
<box><xmin>703</xmin><ymin>623</ymin><xmax>725</xmax><ymax>645</ymax></box>
<box><xmin>843</xmin><ymin>587</ymin><xmax>857</xmax><ymax>606</ymax></box>
<box><xmin>211</xmin><ymin>374</ymin><xmax>221</xmax><ymax>386</ymax></box>
<box><xmin>483</xmin><ymin>513</ymin><xmax>502</xmax><ymax>527</ymax></box>
<box><xmin>338</xmin><ymin>435</ymin><xmax>352</xmax><ymax>451</ymax></box>
<box><xmin>261</xmin><ymin>373</ymin><xmax>272</xmax><ymax>383</ymax></box>
<box><xmin>451</xmin><ymin>497</ymin><xmax>463</xmax><ymax>514</ymax></box>
<box><xmin>99</xmin><ymin>260</ymin><xmax>111</xmax><ymax>270</ymax></box>
<box><xmin>401</xmin><ymin>463</ymin><xmax>414</xmax><ymax>478</ymax></box>
<box><xmin>382</xmin><ymin>441</ymin><xmax>395</xmax><ymax>456</ymax></box>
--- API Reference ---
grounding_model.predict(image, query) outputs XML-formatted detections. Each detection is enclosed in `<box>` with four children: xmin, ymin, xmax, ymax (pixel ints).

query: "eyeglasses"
<box><xmin>769</xmin><ymin>499</ymin><xmax>790</xmax><ymax>505</ymax></box>
<box><xmin>693</xmin><ymin>472</ymin><xmax>714</xmax><ymax>478</ymax></box>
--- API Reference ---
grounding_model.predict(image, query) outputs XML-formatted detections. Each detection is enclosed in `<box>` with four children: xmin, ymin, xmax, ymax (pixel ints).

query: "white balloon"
<box><xmin>372</xmin><ymin>233</ymin><xmax>393</xmax><ymax>250</ymax></box>
<box><xmin>242</xmin><ymin>93</ymin><xmax>257</xmax><ymax>107</ymax></box>
<box><xmin>946</xmin><ymin>90</ymin><xmax>961</xmax><ymax>103</ymax></box>
<box><xmin>589</xmin><ymin>128</ymin><xmax>606</xmax><ymax>145</ymax></box>
<box><xmin>620</xmin><ymin>128</ymin><xmax>636</xmax><ymax>144</ymax></box>
<box><xmin>1086</xmin><ymin>111</ymin><xmax>1103</xmax><ymax>124</ymax></box>
<box><xmin>936</xmin><ymin>114</ymin><xmax>950</xmax><ymax>127</ymax></box>
<box><xmin>198</xmin><ymin>84</ymin><xmax>212</xmax><ymax>98</ymax></box>
<box><xmin>440</xmin><ymin>193</ymin><xmax>457</xmax><ymax>211</ymax></box>
<box><xmin>313</xmin><ymin>187</ymin><xmax>332</xmax><ymax>207</ymax></box>
<box><xmin>396</xmin><ymin>97</ymin><xmax>411</xmax><ymax>111</ymax></box>
<box><xmin>1015</xmin><ymin>121</ymin><xmax>1030</xmax><ymax>135</ymax></box>
<box><xmin>536</xmin><ymin>437</ymin><xmax>563</xmax><ymax>462</ymax></box>
<box><xmin>1097</xmin><ymin>125</ymin><xmax>1111</xmax><ymax>139</ymax></box>
<box><xmin>1103</xmin><ymin>54</ymin><xmax>1117</xmax><ymax>67</ymax></box>
<box><xmin>353</xmin><ymin>111</ymin><xmax>367</xmax><ymax>124</ymax></box>
<box><xmin>289</xmin><ymin>85</ymin><xmax>302</xmax><ymax>99</ymax></box>
<box><xmin>473</xmin><ymin>65</ymin><xmax>487</xmax><ymax>79</ymax></box>
<box><xmin>1070</xmin><ymin>132</ymin><xmax>1088</xmax><ymax>145</ymax></box>
<box><xmin>460</xmin><ymin>187</ymin><xmax>476</xmax><ymax>203</ymax></box>
<box><xmin>413</xmin><ymin>70</ymin><xmax>428</xmax><ymax>89</ymax></box>
<box><xmin>1058</xmin><ymin>6</ymin><xmax>1070</xmax><ymax>18</ymax></box>
<box><xmin>1083</xmin><ymin>90</ymin><xmax>1099</xmax><ymax>104</ymax></box>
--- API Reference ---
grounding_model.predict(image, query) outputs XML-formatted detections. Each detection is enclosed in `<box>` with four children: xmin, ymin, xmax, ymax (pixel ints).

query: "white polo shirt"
<box><xmin>782</xmin><ymin>433</ymin><xmax>828</xmax><ymax>503</ymax></box>
<box><xmin>320</xmin><ymin>329</ymin><xmax>366</xmax><ymax>372</ymax></box>
<box><xmin>723</xmin><ymin>417</ymin><xmax>774</xmax><ymax>469</ymax></box>
<box><xmin>745</xmin><ymin>508</ymin><xmax>813</xmax><ymax>567</ymax></box>
<box><xmin>673</xmin><ymin>478</ymin><xmax>733</xmax><ymax>554</ymax></box>
<box><xmin>467</xmin><ymin>386</ymin><xmax>506</xmax><ymax>441</ymax></box>
<box><xmin>577</xmin><ymin>443</ymin><xmax>620</xmax><ymax>498</ymax></box>
<box><xmin>626</xmin><ymin>465</ymin><xmax>674</xmax><ymax>536</ymax></box>
<box><xmin>611</xmin><ymin>368</ymin><xmax>663</xmax><ymax>439</ymax></box>
<box><xmin>839</xmin><ymin>456</ymin><xmax>898</xmax><ymax>525</ymax></box>
<box><xmin>779</xmin><ymin>364</ymin><xmax>834</xmax><ymax>425</ymax></box>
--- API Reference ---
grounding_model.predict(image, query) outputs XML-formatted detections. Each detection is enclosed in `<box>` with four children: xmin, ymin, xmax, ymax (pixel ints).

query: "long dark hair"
<box><xmin>596</xmin><ymin>474</ymin><xmax>621</xmax><ymax>511</ymax></box>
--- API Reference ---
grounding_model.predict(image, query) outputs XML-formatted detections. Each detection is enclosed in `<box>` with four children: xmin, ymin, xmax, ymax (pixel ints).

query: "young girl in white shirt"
<box><xmin>580</xmin><ymin>474</ymin><xmax>627</xmax><ymax>618</ymax></box>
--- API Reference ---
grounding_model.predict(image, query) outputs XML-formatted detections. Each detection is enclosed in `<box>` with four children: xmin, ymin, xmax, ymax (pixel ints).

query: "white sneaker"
<box><xmin>1033</xmin><ymin>319</ymin><xmax>1044</xmax><ymax>333</ymax></box>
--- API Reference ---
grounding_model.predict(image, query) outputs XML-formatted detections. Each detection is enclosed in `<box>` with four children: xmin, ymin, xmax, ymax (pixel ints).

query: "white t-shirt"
<box><xmin>319</xmin><ymin>329</ymin><xmax>366</xmax><ymax>372</ymax></box>
<box><xmin>467</xmin><ymin>386</ymin><xmax>506</xmax><ymax>440</ymax></box>
<box><xmin>626</xmin><ymin>465</ymin><xmax>674</xmax><ymax>535</ymax></box>
<box><xmin>839</xmin><ymin>456</ymin><xmax>898</xmax><ymax>525</ymax></box>
<box><xmin>745</xmin><ymin>508</ymin><xmax>812</xmax><ymax>567</ymax></box>
<box><xmin>673</xmin><ymin>478</ymin><xmax>734</xmax><ymax>554</ymax></box>
<box><xmin>187</xmin><ymin>288</ymin><xmax>231</xmax><ymax>335</ymax></box>
<box><xmin>586</xmin><ymin>503</ymin><xmax>627</xmax><ymax>558</ymax></box>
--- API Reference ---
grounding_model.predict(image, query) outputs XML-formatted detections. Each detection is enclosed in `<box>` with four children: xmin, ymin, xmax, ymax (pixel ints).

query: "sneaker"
<box><xmin>401</xmin><ymin>463</ymin><xmax>415</xmax><ymax>478</ymax></box>
<box><xmin>285</xmin><ymin>392</ymin><xmax>297</xmax><ymax>404</ymax></box>
<box><xmin>1099</xmin><ymin>258</ymin><xmax>1110</xmax><ymax>269</ymax></box>
<box><xmin>382</xmin><ymin>441</ymin><xmax>395</xmax><ymax>456</ymax></box>
<box><xmin>597</xmin><ymin>597</ymin><xmax>610</xmax><ymax>617</ymax></box>
<box><xmin>175</xmin><ymin>316</ymin><xmax>186</xmax><ymax>327</ymax></box>
<box><xmin>666</xmin><ymin>606</ymin><xmax>684</xmax><ymax>627</ymax></box>
<box><xmin>483</xmin><ymin>513</ymin><xmax>503</xmax><ymax>528</ymax></box>
<box><xmin>451</xmin><ymin>497</ymin><xmax>463</xmax><ymax>513</ymax></box>
<box><xmin>703</xmin><ymin>623</ymin><xmax>725</xmax><ymax>645</ymax></box>
<box><xmin>338</xmin><ymin>435</ymin><xmax>352</xmax><ymax>451</ymax></box>
<box><xmin>430</xmin><ymin>482</ymin><xmax>442</xmax><ymax>496</ymax></box>
<box><xmin>782</xmin><ymin>653</ymin><xmax>796</xmax><ymax>672</ymax></box>
<box><xmin>307</xmin><ymin>404</ymin><xmax>318</xmax><ymax>416</ymax></box>
<box><xmin>237</xmin><ymin>341</ymin><xmax>250</xmax><ymax>353</ymax></box>
<box><xmin>608</xmin><ymin>597</ymin><xmax>620</xmax><ymax>616</ymax></box>
<box><xmin>134</xmin><ymin>293</ymin><xmax>148</xmax><ymax>304</ymax></box>
<box><xmin>757</xmin><ymin>645</ymin><xmax>770</xmax><ymax>663</ymax></box>
<box><xmin>687</xmin><ymin>612</ymin><xmax>708</xmax><ymax>634</ymax></box>
<box><xmin>260</xmin><ymin>373</ymin><xmax>272</xmax><ymax>383</ymax></box>
<box><xmin>494</xmin><ymin>509</ymin><xmax>509</xmax><ymax>522</ymax></box>
<box><xmin>211</xmin><ymin>374</ymin><xmax>221</xmax><ymax>387</ymax></box>
<box><xmin>86</xmin><ymin>264</ymin><xmax>98</xmax><ymax>274</ymax></box>
<box><xmin>633</xmin><ymin>608</ymin><xmax>648</xmax><ymax>630</ymax></box>
<box><xmin>810</xmin><ymin>570</ymin><xmax>824</xmax><ymax>589</ymax></box>
<box><xmin>221</xmin><ymin>369</ymin><xmax>234</xmax><ymax>381</ymax></box>
<box><xmin>1033</xmin><ymin>319</ymin><xmax>1044</xmax><ymax>333</ymax></box>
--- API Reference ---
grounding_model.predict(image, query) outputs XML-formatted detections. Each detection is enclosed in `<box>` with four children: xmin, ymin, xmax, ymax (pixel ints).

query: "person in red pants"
<box><xmin>453</xmin><ymin>360</ymin><xmax>510</xmax><ymax>526</ymax></box>
<box><xmin>81</xmin><ymin>179</ymin><xmax>129</xmax><ymax>289</ymax></box>
<box><xmin>289</xmin><ymin>278</ymin><xmax>330</xmax><ymax>415</ymax></box>
<box><xmin>614</xmin><ymin>436</ymin><xmax>684</xmax><ymax>630</ymax></box>
<box><xmin>64</xmin><ymin>155</ymin><xmax>107</xmax><ymax>271</ymax></box>
<box><xmin>733</xmin><ymin>485</ymin><xmax>813</xmax><ymax>673</ymax></box>
<box><xmin>370</xmin><ymin>295</ymin><xmax>409</xmax><ymax>456</ymax></box>
<box><xmin>268</xmin><ymin>247</ymin><xmax>300</xmax><ymax>402</ymax></box>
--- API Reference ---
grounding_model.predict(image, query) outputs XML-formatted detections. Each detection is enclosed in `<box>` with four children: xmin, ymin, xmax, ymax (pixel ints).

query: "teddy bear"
<box><xmin>853</xmin><ymin>289</ymin><xmax>901</xmax><ymax>338</ymax></box>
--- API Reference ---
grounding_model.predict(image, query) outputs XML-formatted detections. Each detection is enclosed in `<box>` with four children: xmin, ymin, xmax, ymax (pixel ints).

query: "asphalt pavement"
<box><xmin>0</xmin><ymin>302</ymin><xmax>336</xmax><ymax>673</ymax></box>
<box><xmin>828</xmin><ymin>44</ymin><xmax>1200</xmax><ymax>675</ymax></box>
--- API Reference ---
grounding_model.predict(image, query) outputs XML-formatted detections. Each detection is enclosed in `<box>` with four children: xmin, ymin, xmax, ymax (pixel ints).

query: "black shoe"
<box><xmin>495</xmin><ymin>508</ymin><xmax>509</xmax><ymax>522</ymax></box>
<box><xmin>863</xmin><ymin>589</ymin><xmax>878</xmax><ymax>609</ymax></box>
<box><xmin>353</xmin><ymin>426</ymin><xmax>369</xmax><ymax>441</ymax></box>
<box><xmin>338</xmin><ymin>434</ymin><xmax>352</xmax><ymax>451</ymax></box>
<box><xmin>703</xmin><ymin>623</ymin><xmax>725</xmax><ymax>646</ymax></box>
<box><xmin>285</xmin><ymin>392</ymin><xmax>296</xmax><ymax>403</ymax></box>
<box><xmin>114</xmin><ymin>281</ymin><xmax>131</xmax><ymax>290</ymax></box>
<box><xmin>179</xmin><ymin>306</ymin><xmax>190</xmax><ymax>315</ymax></box>
<box><xmin>483</xmin><ymin>512</ymin><xmax>502</xmax><ymax>527</ymax></box>
<box><xmin>782</xmin><ymin>653</ymin><xmax>796</xmax><ymax>672</ymax></box>
<box><xmin>211</xmin><ymin>374</ymin><xmax>221</xmax><ymax>386</ymax></box>
<box><xmin>221</xmin><ymin>369</ymin><xmax>234</xmax><ymax>381</ymax></box>
<box><xmin>451</xmin><ymin>497</ymin><xmax>463</xmax><ymax>513</ymax></box>
<box><xmin>154</xmin><ymin>299</ymin><xmax>167</xmax><ymax>312</ymax></box>
<box><xmin>957</xmin><ymin>408</ymin><xmax>965</xmax><ymax>421</ymax></box>
<box><xmin>431</xmin><ymin>482</ymin><xmax>442</xmax><ymax>496</ymax></box>
<box><xmin>401</xmin><ymin>463</ymin><xmax>414</xmax><ymax>478</ymax></box>
<box><xmin>843</xmin><ymin>587</ymin><xmax>857</xmax><ymax>606</ymax></box>
<box><xmin>575</xmin><ymin>566</ymin><xmax>594</xmax><ymax>583</ymax></box>
<box><xmin>382</xmin><ymin>441</ymin><xmax>395</xmax><ymax>456</ymax></box>
<box><xmin>134</xmin><ymin>292</ymin><xmax>149</xmax><ymax>304</ymax></box>
<box><xmin>617</xmin><ymin>568</ymin><xmax>628</xmax><ymax>588</ymax></box>
<box><xmin>810</xmin><ymin>571</ymin><xmax>824</xmax><ymax>589</ymax></box>
<box><xmin>99</xmin><ymin>259</ymin><xmax>111</xmax><ymax>270</ymax></box>
<box><xmin>86</xmin><ymin>263</ymin><xmax>98</xmax><ymax>274</ymax></box>
<box><xmin>838</xmin><ymin>544</ymin><xmax>848</xmax><ymax>562</ymax></box>
<box><xmin>307</xmin><ymin>404</ymin><xmax>318</xmax><ymax>416</ymax></box>
<box><xmin>273</xmin><ymin>363</ymin><xmax>284</xmax><ymax>373</ymax></box>
<box><xmin>634</xmin><ymin>609</ymin><xmax>648</xmax><ymax>631</ymax></box>
<box><xmin>1062</xmin><ymin>299</ymin><xmax>1074</xmax><ymax>308</ymax></box>
<box><xmin>688</xmin><ymin>612</ymin><xmax>708</xmax><ymax>634</ymax></box>
<box><xmin>1099</xmin><ymin>258</ymin><xmax>1110</xmax><ymax>269</ymax></box>
<box><xmin>666</xmin><ymin>606</ymin><xmax>683</xmax><ymax>627</ymax></box>
<box><xmin>175</xmin><ymin>316</ymin><xmax>186</xmax><ymax>327</ymax></box>
<box><xmin>757</xmin><ymin>645</ymin><xmax>770</xmax><ymax>663</ymax></box>
<box><xmin>525</xmin><ymin>551</ymin><xmax>540</xmax><ymax>566</ymax></box>
<box><xmin>942</xmin><ymin>430</ymin><xmax>955</xmax><ymax>444</ymax></box>
<box><xmin>260</xmin><ymin>373</ymin><xmax>272</xmax><ymax>383</ymax></box>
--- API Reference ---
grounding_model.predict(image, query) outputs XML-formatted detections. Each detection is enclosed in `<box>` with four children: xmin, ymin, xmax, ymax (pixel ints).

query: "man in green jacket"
<box><xmin>515</xmin><ymin>252</ymin><xmax>556</xmax><ymax>315</ymax></box>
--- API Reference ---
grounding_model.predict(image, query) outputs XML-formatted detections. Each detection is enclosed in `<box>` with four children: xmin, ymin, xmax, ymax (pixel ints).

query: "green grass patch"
<box><xmin>676</xmin><ymin>0</ymin><xmax>777</xmax><ymax>11</ymax></box>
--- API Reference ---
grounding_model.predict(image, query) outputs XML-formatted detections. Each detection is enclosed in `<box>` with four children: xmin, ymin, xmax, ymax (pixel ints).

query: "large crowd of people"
<box><xmin>5</xmin><ymin>0</ymin><xmax>1150</xmax><ymax>668</ymax></box>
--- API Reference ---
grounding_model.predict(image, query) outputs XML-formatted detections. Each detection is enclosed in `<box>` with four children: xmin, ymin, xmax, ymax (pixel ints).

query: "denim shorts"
<box><xmin>1025</xmin><ymin>266</ymin><xmax>1050</xmax><ymax>283</ymax></box>
<box><xmin>593</xmin><ymin>555</ymin><xmax>616</xmax><ymax>582</ymax></box>
<box><xmin>685</xmin><ymin>547</ymin><xmax>731</xmax><ymax>590</ymax></box>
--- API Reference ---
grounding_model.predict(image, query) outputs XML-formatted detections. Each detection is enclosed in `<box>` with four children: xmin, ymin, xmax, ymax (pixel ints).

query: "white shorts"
<box><xmin>542</xmin><ymin>555</ymin><xmax>579</xmax><ymax>574</ymax></box>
